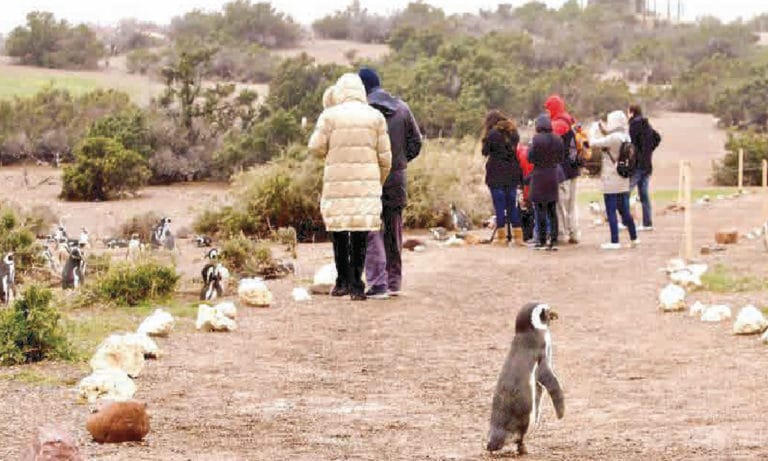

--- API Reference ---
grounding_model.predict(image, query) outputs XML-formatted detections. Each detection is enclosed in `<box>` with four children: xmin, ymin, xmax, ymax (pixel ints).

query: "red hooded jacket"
<box><xmin>545</xmin><ymin>95</ymin><xmax>575</xmax><ymax>126</ymax></box>
<box><xmin>516</xmin><ymin>143</ymin><xmax>533</xmax><ymax>203</ymax></box>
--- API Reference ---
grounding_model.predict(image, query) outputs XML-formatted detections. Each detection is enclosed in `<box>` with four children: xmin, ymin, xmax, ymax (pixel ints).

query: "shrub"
<box><xmin>220</xmin><ymin>235</ymin><xmax>283</xmax><ymax>278</ymax></box>
<box><xmin>118</xmin><ymin>212</ymin><xmax>162</xmax><ymax>241</ymax></box>
<box><xmin>126</xmin><ymin>48</ymin><xmax>162</xmax><ymax>75</ymax></box>
<box><xmin>0</xmin><ymin>204</ymin><xmax>44</xmax><ymax>271</ymax></box>
<box><xmin>404</xmin><ymin>139</ymin><xmax>490</xmax><ymax>228</ymax></box>
<box><xmin>0</xmin><ymin>285</ymin><xmax>72</xmax><ymax>365</ymax></box>
<box><xmin>95</xmin><ymin>260</ymin><xmax>180</xmax><ymax>306</ymax></box>
<box><xmin>713</xmin><ymin>132</ymin><xmax>768</xmax><ymax>186</ymax></box>
<box><xmin>60</xmin><ymin>137</ymin><xmax>151</xmax><ymax>201</ymax></box>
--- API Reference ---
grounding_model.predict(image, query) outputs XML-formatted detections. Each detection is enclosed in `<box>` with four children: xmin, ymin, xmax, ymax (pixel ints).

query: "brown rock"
<box><xmin>27</xmin><ymin>425</ymin><xmax>82</xmax><ymax>461</ymax></box>
<box><xmin>403</xmin><ymin>239</ymin><xmax>425</xmax><ymax>251</ymax></box>
<box><xmin>86</xmin><ymin>400</ymin><xmax>150</xmax><ymax>444</ymax></box>
<box><xmin>700</xmin><ymin>246</ymin><xmax>712</xmax><ymax>255</ymax></box>
<box><xmin>715</xmin><ymin>229</ymin><xmax>739</xmax><ymax>245</ymax></box>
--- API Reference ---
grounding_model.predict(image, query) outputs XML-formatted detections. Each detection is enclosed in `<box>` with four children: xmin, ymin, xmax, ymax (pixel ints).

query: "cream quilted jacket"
<box><xmin>309</xmin><ymin>74</ymin><xmax>392</xmax><ymax>232</ymax></box>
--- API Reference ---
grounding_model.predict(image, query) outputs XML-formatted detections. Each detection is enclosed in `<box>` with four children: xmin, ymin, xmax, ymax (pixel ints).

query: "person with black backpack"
<box><xmin>628</xmin><ymin>104</ymin><xmax>661</xmax><ymax>231</ymax></box>
<box><xmin>589</xmin><ymin>110</ymin><xmax>638</xmax><ymax>251</ymax></box>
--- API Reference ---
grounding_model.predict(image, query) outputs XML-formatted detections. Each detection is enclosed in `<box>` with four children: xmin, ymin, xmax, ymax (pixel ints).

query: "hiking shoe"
<box><xmin>533</xmin><ymin>242</ymin><xmax>546</xmax><ymax>251</ymax></box>
<box><xmin>600</xmin><ymin>242</ymin><xmax>621</xmax><ymax>250</ymax></box>
<box><xmin>388</xmin><ymin>290</ymin><xmax>402</xmax><ymax>297</ymax></box>
<box><xmin>365</xmin><ymin>287</ymin><xmax>390</xmax><ymax>300</ymax></box>
<box><xmin>630</xmin><ymin>239</ymin><xmax>641</xmax><ymax>248</ymax></box>
<box><xmin>350</xmin><ymin>292</ymin><xmax>367</xmax><ymax>301</ymax></box>
<box><xmin>546</xmin><ymin>244</ymin><xmax>559</xmax><ymax>252</ymax></box>
<box><xmin>637</xmin><ymin>225</ymin><xmax>654</xmax><ymax>232</ymax></box>
<box><xmin>331</xmin><ymin>285</ymin><xmax>349</xmax><ymax>297</ymax></box>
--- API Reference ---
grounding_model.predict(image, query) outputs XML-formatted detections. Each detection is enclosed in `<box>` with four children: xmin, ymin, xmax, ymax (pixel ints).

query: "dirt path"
<box><xmin>2</xmin><ymin>189</ymin><xmax>767</xmax><ymax>460</ymax></box>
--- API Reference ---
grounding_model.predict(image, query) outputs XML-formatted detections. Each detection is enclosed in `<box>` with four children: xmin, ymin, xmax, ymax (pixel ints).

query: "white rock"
<box><xmin>414</xmin><ymin>245</ymin><xmax>427</xmax><ymax>253</ymax></box>
<box><xmin>77</xmin><ymin>369</ymin><xmax>136</xmax><ymax>404</ymax></box>
<box><xmin>238</xmin><ymin>277</ymin><xmax>273</xmax><ymax>307</ymax></box>
<box><xmin>659</xmin><ymin>284</ymin><xmax>687</xmax><ymax>312</ymax></box>
<box><xmin>733</xmin><ymin>305</ymin><xmax>768</xmax><ymax>335</ymax></box>
<box><xmin>196</xmin><ymin>304</ymin><xmax>237</xmax><ymax>332</ymax></box>
<box><xmin>215</xmin><ymin>301</ymin><xmax>237</xmax><ymax>319</ymax></box>
<box><xmin>664</xmin><ymin>258</ymin><xmax>687</xmax><ymax>273</ymax></box>
<box><xmin>89</xmin><ymin>334</ymin><xmax>146</xmax><ymax>378</ymax></box>
<box><xmin>689</xmin><ymin>301</ymin><xmax>706</xmax><ymax>317</ymax></box>
<box><xmin>136</xmin><ymin>309</ymin><xmax>175</xmax><ymax>337</ymax></box>
<box><xmin>291</xmin><ymin>287</ymin><xmax>311</xmax><ymax>302</ymax></box>
<box><xmin>444</xmin><ymin>236</ymin><xmax>465</xmax><ymax>247</ymax></box>
<box><xmin>123</xmin><ymin>333</ymin><xmax>160</xmax><ymax>359</ymax></box>
<box><xmin>761</xmin><ymin>329</ymin><xmax>768</xmax><ymax>345</ymax></box>
<box><xmin>311</xmin><ymin>264</ymin><xmax>337</xmax><ymax>294</ymax></box>
<box><xmin>700</xmin><ymin>305</ymin><xmax>732</xmax><ymax>323</ymax></box>
<box><xmin>670</xmin><ymin>264</ymin><xmax>708</xmax><ymax>288</ymax></box>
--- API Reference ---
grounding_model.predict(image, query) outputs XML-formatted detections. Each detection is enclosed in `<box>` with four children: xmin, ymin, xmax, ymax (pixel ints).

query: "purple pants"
<box><xmin>365</xmin><ymin>207</ymin><xmax>403</xmax><ymax>292</ymax></box>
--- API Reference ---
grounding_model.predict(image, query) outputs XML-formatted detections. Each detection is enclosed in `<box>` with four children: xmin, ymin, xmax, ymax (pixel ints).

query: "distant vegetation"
<box><xmin>5</xmin><ymin>12</ymin><xmax>104</xmax><ymax>69</ymax></box>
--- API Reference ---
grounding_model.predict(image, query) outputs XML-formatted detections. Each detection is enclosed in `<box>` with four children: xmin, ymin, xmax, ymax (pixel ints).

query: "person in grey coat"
<box><xmin>589</xmin><ymin>110</ymin><xmax>638</xmax><ymax>250</ymax></box>
<box><xmin>358</xmin><ymin>67</ymin><xmax>423</xmax><ymax>299</ymax></box>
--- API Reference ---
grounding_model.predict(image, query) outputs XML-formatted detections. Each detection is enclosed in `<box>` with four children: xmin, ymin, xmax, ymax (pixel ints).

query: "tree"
<box><xmin>5</xmin><ymin>11</ymin><xmax>104</xmax><ymax>69</ymax></box>
<box><xmin>60</xmin><ymin>137</ymin><xmax>150</xmax><ymax>201</ymax></box>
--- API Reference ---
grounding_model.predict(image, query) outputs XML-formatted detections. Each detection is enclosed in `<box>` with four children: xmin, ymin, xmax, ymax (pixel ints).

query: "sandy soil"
<box><xmin>0</xmin><ymin>113</ymin><xmax>766</xmax><ymax>460</ymax></box>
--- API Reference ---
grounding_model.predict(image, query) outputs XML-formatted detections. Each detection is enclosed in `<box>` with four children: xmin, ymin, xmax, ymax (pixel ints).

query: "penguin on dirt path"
<box><xmin>486</xmin><ymin>302</ymin><xmax>565</xmax><ymax>456</ymax></box>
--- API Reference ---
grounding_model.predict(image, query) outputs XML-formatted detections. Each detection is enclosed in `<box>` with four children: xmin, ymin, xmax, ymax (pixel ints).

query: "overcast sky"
<box><xmin>1</xmin><ymin>0</ymin><xmax>767</xmax><ymax>34</ymax></box>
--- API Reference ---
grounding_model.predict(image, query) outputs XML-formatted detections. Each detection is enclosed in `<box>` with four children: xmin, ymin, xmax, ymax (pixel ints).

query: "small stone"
<box><xmin>90</xmin><ymin>334</ymin><xmax>145</xmax><ymax>378</ymax></box>
<box><xmin>77</xmin><ymin>369</ymin><xmax>136</xmax><ymax>404</ymax></box>
<box><xmin>86</xmin><ymin>401</ymin><xmax>150</xmax><ymax>444</ymax></box>
<box><xmin>689</xmin><ymin>301</ymin><xmax>706</xmax><ymax>317</ymax></box>
<box><xmin>214</xmin><ymin>301</ymin><xmax>237</xmax><ymax>319</ymax></box>
<box><xmin>136</xmin><ymin>309</ymin><xmax>175</xmax><ymax>337</ymax></box>
<box><xmin>291</xmin><ymin>287</ymin><xmax>311</xmax><ymax>302</ymax></box>
<box><xmin>700</xmin><ymin>305</ymin><xmax>732</xmax><ymax>323</ymax></box>
<box><xmin>196</xmin><ymin>304</ymin><xmax>237</xmax><ymax>332</ymax></box>
<box><xmin>733</xmin><ymin>305</ymin><xmax>768</xmax><ymax>335</ymax></box>
<box><xmin>700</xmin><ymin>246</ymin><xmax>712</xmax><ymax>255</ymax></box>
<box><xmin>311</xmin><ymin>264</ymin><xmax>337</xmax><ymax>295</ymax></box>
<box><xmin>715</xmin><ymin>229</ymin><xmax>739</xmax><ymax>245</ymax></box>
<box><xmin>761</xmin><ymin>329</ymin><xmax>768</xmax><ymax>345</ymax></box>
<box><xmin>27</xmin><ymin>425</ymin><xmax>82</xmax><ymax>461</ymax></box>
<box><xmin>238</xmin><ymin>278</ymin><xmax>273</xmax><ymax>307</ymax></box>
<box><xmin>659</xmin><ymin>284</ymin><xmax>686</xmax><ymax>312</ymax></box>
<box><xmin>403</xmin><ymin>239</ymin><xmax>425</xmax><ymax>251</ymax></box>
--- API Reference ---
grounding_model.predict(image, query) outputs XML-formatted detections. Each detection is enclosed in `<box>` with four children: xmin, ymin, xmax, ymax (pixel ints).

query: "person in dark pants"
<box><xmin>628</xmin><ymin>104</ymin><xmax>659</xmax><ymax>231</ymax></box>
<box><xmin>358</xmin><ymin>67</ymin><xmax>423</xmax><ymax>300</ymax></box>
<box><xmin>309</xmin><ymin>74</ymin><xmax>392</xmax><ymax>300</ymax></box>
<box><xmin>528</xmin><ymin>114</ymin><xmax>564</xmax><ymax>251</ymax></box>
<box><xmin>589</xmin><ymin>110</ymin><xmax>639</xmax><ymax>250</ymax></box>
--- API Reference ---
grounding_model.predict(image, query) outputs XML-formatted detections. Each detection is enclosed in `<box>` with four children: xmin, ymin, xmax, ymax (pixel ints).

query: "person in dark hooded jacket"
<box><xmin>628</xmin><ymin>104</ymin><xmax>658</xmax><ymax>231</ymax></box>
<box><xmin>358</xmin><ymin>67</ymin><xmax>423</xmax><ymax>299</ymax></box>
<box><xmin>481</xmin><ymin>110</ymin><xmax>523</xmax><ymax>246</ymax></box>
<box><xmin>528</xmin><ymin>114</ymin><xmax>564</xmax><ymax>251</ymax></box>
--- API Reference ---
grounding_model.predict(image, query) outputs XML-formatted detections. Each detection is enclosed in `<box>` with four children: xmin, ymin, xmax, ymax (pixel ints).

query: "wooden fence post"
<box><xmin>738</xmin><ymin>148</ymin><xmax>744</xmax><ymax>192</ymax></box>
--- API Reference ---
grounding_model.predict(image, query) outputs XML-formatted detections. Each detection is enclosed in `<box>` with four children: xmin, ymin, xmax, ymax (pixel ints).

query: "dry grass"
<box><xmin>275</xmin><ymin>39</ymin><xmax>390</xmax><ymax>65</ymax></box>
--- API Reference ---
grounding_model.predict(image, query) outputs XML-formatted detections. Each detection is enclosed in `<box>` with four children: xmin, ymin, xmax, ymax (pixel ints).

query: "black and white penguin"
<box><xmin>195</xmin><ymin>235</ymin><xmax>213</xmax><ymax>247</ymax></box>
<box><xmin>62</xmin><ymin>247</ymin><xmax>86</xmax><ymax>290</ymax></box>
<box><xmin>487</xmin><ymin>302</ymin><xmax>564</xmax><ymax>456</ymax></box>
<box><xmin>151</xmin><ymin>217</ymin><xmax>172</xmax><ymax>249</ymax></box>
<box><xmin>0</xmin><ymin>252</ymin><xmax>16</xmax><ymax>305</ymax></box>
<box><xmin>200</xmin><ymin>248</ymin><xmax>224</xmax><ymax>301</ymax></box>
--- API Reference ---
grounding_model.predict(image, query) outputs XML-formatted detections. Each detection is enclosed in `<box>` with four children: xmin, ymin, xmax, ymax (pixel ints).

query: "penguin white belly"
<box><xmin>528</xmin><ymin>362</ymin><xmax>538</xmax><ymax>429</ymax></box>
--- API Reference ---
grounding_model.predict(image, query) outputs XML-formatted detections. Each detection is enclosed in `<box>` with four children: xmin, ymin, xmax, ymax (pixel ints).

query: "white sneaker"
<box><xmin>601</xmin><ymin>243</ymin><xmax>621</xmax><ymax>250</ymax></box>
<box><xmin>637</xmin><ymin>226</ymin><xmax>654</xmax><ymax>232</ymax></box>
<box><xmin>630</xmin><ymin>239</ymin><xmax>641</xmax><ymax>248</ymax></box>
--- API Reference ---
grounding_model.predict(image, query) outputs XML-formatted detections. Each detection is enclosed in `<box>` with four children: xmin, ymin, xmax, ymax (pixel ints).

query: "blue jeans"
<box><xmin>631</xmin><ymin>171</ymin><xmax>652</xmax><ymax>227</ymax></box>
<box><xmin>532</xmin><ymin>206</ymin><xmax>552</xmax><ymax>241</ymax></box>
<box><xmin>604</xmin><ymin>193</ymin><xmax>637</xmax><ymax>244</ymax></box>
<box><xmin>490</xmin><ymin>186</ymin><xmax>521</xmax><ymax>228</ymax></box>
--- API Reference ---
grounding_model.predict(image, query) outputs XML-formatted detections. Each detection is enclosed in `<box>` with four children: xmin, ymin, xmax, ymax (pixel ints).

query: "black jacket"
<box><xmin>629</xmin><ymin>115</ymin><xmax>655</xmax><ymax>174</ymax></box>
<box><xmin>368</xmin><ymin>88</ymin><xmax>423</xmax><ymax>209</ymax></box>
<box><xmin>482</xmin><ymin>126</ymin><xmax>521</xmax><ymax>188</ymax></box>
<box><xmin>528</xmin><ymin>116</ymin><xmax>564</xmax><ymax>204</ymax></box>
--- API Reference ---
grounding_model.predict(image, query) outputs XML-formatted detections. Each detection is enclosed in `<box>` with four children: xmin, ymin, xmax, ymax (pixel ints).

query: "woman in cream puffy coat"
<box><xmin>309</xmin><ymin>73</ymin><xmax>392</xmax><ymax>300</ymax></box>
<box><xmin>589</xmin><ymin>110</ymin><xmax>638</xmax><ymax>250</ymax></box>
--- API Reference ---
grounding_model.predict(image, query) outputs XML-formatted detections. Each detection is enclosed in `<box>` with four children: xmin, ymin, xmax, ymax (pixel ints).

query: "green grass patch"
<box><xmin>577</xmin><ymin>187</ymin><xmax>739</xmax><ymax>205</ymax></box>
<box><xmin>63</xmin><ymin>302</ymin><xmax>197</xmax><ymax>361</ymax></box>
<box><xmin>0</xmin><ymin>369</ymin><xmax>73</xmax><ymax>387</ymax></box>
<box><xmin>701</xmin><ymin>264</ymin><xmax>768</xmax><ymax>293</ymax></box>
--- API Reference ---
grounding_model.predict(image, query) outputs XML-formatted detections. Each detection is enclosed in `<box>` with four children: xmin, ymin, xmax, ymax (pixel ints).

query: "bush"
<box><xmin>0</xmin><ymin>285</ymin><xmax>72</xmax><ymax>365</ymax></box>
<box><xmin>5</xmin><ymin>11</ymin><xmax>104</xmax><ymax>69</ymax></box>
<box><xmin>0</xmin><ymin>204</ymin><xmax>44</xmax><ymax>271</ymax></box>
<box><xmin>118</xmin><ymin>212</ymin><xmax>162</xmax><ymax>241</ymax></box>
<box><xmin>404</xmin><ymin>139</ymin><xmax>490</xmax><ymax>228</ymax></box>
<box><xmin>126</xmin><ymin>48</ymin><xmax>162</xmax><ymax>75</ymax></box>
<box><xmin>61</xmin><ymin>137</ymin><xmax>151</xmax><ymax>201</ymax></box>
<box><xmin>220</xmin><ymin>235</ymin><xmax>285</xmax><ymax>278</ymax></box>
<box><xmin>95</xmin><ymin>260</ymin><xmax>180</xmax><ymax>306</ymax></box>
<box><xmin>713</xmin><ymin>132</ymin><xmax>768</xmax><ymax>186</ymax></box>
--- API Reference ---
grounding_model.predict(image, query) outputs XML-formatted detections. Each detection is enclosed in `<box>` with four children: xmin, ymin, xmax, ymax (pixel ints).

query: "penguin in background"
<box><xmin>1</xmin><ymin>252</ymin><xmax>16</xmax><ymax>305</ymax></box>
<box><xmin>487</xmin><ymin>302</ymin><xmax>564</xmax><ymax>456</ymax></box>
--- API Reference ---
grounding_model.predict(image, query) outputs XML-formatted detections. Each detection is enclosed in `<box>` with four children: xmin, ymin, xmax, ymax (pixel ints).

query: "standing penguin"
<box><xmin>200</xmin><ymin>249</ymin><xmax>224</xmax><ymax>301</ymax></box>
<box><xmin>487</xmin><ymin>302</ymin><xmax>564</xmax><ymax>455</ymax></box>
<box><xmin>62</xmin><ymin>247</ymin><xmax>86</xmax><ymax>290</ymax></box>
<box><xmin>0</xmin><ymin>252</ymin><xmax>16</xmax><ymax>305</ymax></box>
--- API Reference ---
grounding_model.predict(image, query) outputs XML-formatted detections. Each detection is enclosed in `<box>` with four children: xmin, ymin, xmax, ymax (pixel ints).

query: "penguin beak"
<box><xmin>548</xmin><ymin>309</ymin><xmax>559</xmax><ymax>321</ymax></box>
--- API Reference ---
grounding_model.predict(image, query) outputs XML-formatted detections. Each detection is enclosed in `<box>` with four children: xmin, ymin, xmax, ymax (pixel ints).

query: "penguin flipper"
<box><xmin>537</xmin><ymin>364</ymin><xmax>565</xmax><ymax>419</ymax></box>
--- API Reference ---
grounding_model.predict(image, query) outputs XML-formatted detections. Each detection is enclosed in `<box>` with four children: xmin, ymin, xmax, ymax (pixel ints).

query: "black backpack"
<box><xmin>615</xmin><ymin>141</ymin><xmax>637</xmax><ymax>178</ymax></box>
<box><xmin>650</xmin><ymin>127</ymin><xmax>662</xmax><ymax>152</ymax></box>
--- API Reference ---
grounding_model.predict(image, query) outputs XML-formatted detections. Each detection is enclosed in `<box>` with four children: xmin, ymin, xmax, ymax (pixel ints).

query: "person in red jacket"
<box><xmin>516</xmin><ymin>143</ymin><xmax>535</xmax><ymax>242</ymax></box>
<box><xmin>545</xmin><ymin>95</ymin><xmax>581</xmax><ymax>244</ymax></box>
